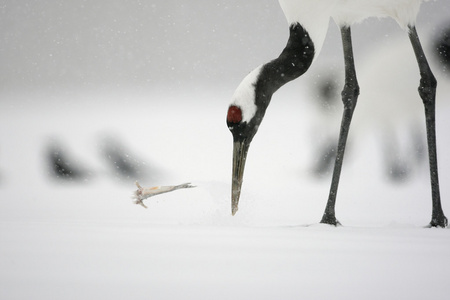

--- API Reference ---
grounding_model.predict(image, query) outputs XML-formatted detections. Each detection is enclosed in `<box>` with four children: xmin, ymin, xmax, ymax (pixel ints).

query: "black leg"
<box><xmin>320</xmin><ymin>26</ymin><xmax>359</xmax><ymax>226</ymax></box>
<box><xmin>408</xmin><ymin>25</ymin><xmax>447</xmax><ymax>228</ymax></box>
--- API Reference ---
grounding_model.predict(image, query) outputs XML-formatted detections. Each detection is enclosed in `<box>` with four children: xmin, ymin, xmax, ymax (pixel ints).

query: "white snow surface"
<box><xmin>1</xmin><ymin>83</ymin><xmax>450</xmax><ymax>300</ymax></box>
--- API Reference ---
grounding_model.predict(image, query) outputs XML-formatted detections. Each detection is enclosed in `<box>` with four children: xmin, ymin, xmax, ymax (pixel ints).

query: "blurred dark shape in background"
<box><xmin>311</xmin><ymin>75</ymin><xmax>340</xmax><ymax>178</ymax></box>
<box><xmin>312</xmin><ymin>139</ymin><xmax>337</xmax><ymax>178</ymax></box>
<box><xmin>46</xmin><ymin>140</ymin><xmax>91</xmax><ymax>182</ymax></box>
<box><xmin>45</xmin><ymin>135</ymin><xmax>165</xmax><ymax>184</ymax></box>
<box><xmin>317</xmin><ymin>75</ymin><xmax>341</xmax><ymax>109</ymax></box>
<box><xmin>98</xmin><ymin>135</ymin><xmax>159</xmax><ymax>183</ymax></box>
<box><xmin>436</xmin><ymin>24</ymin><xmax>450</xmax><ymax>71</ymax></box>
<box><xmin>382</xmin><ymin>129</ymin><xmax>426</xmax><ymax>182</ymax></box>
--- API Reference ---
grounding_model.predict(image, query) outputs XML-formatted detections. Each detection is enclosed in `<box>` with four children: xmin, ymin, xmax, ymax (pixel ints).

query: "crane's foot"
<box><xmin>320</xmin><ymin>214</ymin><xmax>342</xmax><ymax>226</ymax></box>
<box><xmin>426</xmin><ymin>215</ymin><xmax>448</xmax><ymax>228</ymax></box>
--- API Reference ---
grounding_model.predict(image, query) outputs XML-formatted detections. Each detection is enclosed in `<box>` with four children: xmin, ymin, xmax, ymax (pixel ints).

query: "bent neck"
<box><xmin>279</xmin><ymin>0</ymin><xmax>333</xmax><ymax>55</ymax></box>
<box><xmin>253</xmin><ymin>23</ymin><xmax>315</xmax><ymax>117</ymax></box>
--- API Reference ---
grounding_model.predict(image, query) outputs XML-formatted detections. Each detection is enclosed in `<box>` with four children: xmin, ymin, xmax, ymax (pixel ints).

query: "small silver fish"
<box><xmin>133</xmin><ymin>181</ymin><xmax>195</xmax><ymax>208</ymax></box>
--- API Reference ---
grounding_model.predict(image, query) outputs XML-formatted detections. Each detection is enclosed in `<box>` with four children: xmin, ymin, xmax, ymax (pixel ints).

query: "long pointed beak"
<box><xmin>232</xmin><ymin>140</ymin><xmax>250</xmax><ymax>216</ymax></box>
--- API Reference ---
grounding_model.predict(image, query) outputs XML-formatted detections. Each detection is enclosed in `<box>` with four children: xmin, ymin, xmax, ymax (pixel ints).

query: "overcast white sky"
<box><xmin>0</xmin><ymin>0</ymin><xmax>448</xmax><ymax>91</ymax></box>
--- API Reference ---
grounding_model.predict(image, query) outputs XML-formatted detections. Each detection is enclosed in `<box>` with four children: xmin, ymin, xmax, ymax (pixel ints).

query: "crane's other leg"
<box><xmin>320</xmin><ymin>26</ymin><xmax>359</xmax><ymax>225</ymax></box>
<box><xmin>408</xmin><ymin>25</ymin><xmax>447</xmax><ymax>228</ymax></box>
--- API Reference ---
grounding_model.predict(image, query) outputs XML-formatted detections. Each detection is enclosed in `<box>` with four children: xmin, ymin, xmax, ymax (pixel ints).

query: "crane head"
<box><xmin>226</xmin><ymin>23</ymin><xmax>315</xmax><ymax>216</ymax></box>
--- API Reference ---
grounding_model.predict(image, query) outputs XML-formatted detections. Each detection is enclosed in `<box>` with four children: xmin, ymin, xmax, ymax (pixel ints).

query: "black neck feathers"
<box><xmin>255</xmin><ymin>23</ymin><xmax>315</xmax><ymax>104</ymax></box>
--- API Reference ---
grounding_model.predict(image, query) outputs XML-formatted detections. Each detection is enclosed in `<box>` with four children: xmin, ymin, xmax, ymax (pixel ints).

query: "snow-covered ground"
<box><xmin>1</xmin><ymin>82</ymin><xmax>450</xmax><ymax>299</ymax></box>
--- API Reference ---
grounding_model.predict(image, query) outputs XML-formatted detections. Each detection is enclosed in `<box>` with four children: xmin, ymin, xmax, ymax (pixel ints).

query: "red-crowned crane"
<box><xmin>226</xmin><ymin>0</ymin><xmax>448</xmax><ymax>227</ymax></box>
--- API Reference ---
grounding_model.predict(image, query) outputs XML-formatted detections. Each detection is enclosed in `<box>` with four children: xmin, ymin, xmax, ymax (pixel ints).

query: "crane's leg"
<box><xmin>320</xmin><ymin>26</ymin><xmax>359</xmax><ymax>225</ymax></box>
<box><xmin>408</xmin><ymin>26</ymin><xmax>447</xmax><ymax>228</ymax></box>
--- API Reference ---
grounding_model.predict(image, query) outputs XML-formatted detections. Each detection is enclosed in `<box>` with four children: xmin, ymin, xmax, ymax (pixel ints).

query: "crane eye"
<box><xmin>227</xmin><ymin>105</ymin><xmax>242</xmax><ymax>124</ymax></box>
